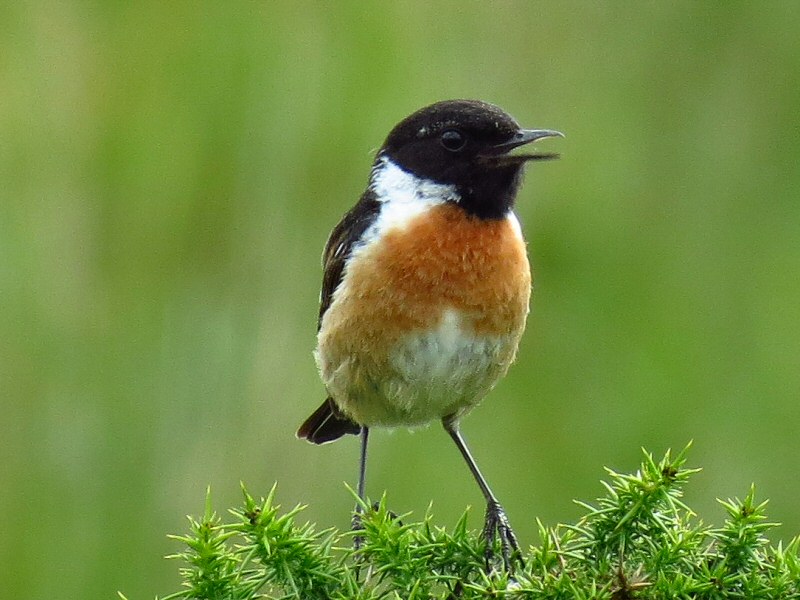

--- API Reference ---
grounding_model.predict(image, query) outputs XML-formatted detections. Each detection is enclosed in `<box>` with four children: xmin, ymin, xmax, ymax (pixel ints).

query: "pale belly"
<box><xmin>316</xmin><ymin>308</ymin><xmax>522</xmax><ymax>427</ymax></box>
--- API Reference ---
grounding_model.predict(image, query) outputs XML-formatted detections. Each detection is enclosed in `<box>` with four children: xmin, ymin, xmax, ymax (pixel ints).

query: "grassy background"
<box><xmin>2</xmin><ymin>3</ymin><xmax>799</xmax><ymax>598</ymax></box>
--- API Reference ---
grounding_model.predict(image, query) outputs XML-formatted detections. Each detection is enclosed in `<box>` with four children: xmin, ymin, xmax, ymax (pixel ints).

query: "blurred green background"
<box><xmin>2</xmin><ymin>2</ymin><xmax>800</xmax><ymax>597</ymax></box>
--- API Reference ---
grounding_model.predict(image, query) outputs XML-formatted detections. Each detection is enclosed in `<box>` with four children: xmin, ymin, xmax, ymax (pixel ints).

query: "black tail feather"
<box><xmin>297</xmin><ymin>397</ymin><xmax>360</xmax><ymax>444</ymax></box>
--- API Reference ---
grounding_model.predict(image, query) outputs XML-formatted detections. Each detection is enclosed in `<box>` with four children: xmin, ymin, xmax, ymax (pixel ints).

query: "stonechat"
<box><xmin>297</xmin><ymin>99</ymin><xmax>562</xmax><ymax>568</ymax></box>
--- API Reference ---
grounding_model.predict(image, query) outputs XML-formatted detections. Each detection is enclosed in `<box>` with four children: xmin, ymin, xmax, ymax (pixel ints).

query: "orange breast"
<box><xmin>321</xmin><ymin>203</ymin><xmax>532</xmax><ymax>355</ymax></box>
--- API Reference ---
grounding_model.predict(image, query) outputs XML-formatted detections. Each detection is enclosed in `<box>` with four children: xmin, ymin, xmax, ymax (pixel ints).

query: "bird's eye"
<box><xmin>440</xmin><ymin>129</ymin><xmax>466</xmax><ymax>152</ymax></box>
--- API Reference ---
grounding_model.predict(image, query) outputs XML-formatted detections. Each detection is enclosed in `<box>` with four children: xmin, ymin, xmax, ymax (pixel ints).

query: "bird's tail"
<box><xmin>297</xmin><ymin>397</ymin><xmax>360</xmax><ymax>444</ymax></box>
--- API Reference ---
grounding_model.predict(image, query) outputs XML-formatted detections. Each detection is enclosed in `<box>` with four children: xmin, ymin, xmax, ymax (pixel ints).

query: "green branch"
<box><xmin>134</xmin><ymin>446</ymin><xmax>800</xmax><ymax>599</ymax></box>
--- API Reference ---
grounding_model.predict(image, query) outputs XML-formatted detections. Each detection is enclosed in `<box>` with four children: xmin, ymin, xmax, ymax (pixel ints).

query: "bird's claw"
<box><xmin>352</xmin><ymin>502</ymin><xmax>402</xmax><ymax>552</ymax></box>
<box><xmin>483</xmin><ymin>500</ymin><xmax>523</xmax><ymax>573</ymax></box>
<box><xmin>352</xmin><ymin>510</ymin><xmax>365</xmax><ymax>551</ymax></box>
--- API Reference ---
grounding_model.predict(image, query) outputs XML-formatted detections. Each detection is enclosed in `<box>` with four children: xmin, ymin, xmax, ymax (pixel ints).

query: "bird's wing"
<box><xmin>317</xmin><ymin>191</ymin><xmax>381</xmax><ymax>330</ymax></box>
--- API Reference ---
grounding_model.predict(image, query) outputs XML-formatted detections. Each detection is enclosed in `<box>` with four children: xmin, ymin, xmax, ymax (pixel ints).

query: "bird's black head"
<box><xmin>377</xmin><ymin>99</ymin><xmax>562</xmax><ymax>220</ymax></box>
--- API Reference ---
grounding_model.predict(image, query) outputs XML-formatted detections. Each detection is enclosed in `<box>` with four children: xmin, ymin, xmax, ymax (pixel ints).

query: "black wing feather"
<box><xmin>317</xmin><ymin>190</ymin><xmax>382</xmax><ymax>330</ymax></box>
<box><xmin>297</xmin><ymin>191</ymin><xmax>382</xmax><ymax>445</ymax></box>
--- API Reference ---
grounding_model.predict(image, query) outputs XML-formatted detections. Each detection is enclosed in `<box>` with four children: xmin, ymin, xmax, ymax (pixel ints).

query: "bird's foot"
<box><xmin>352</xmin><ymin>510</ymin><xmax>365</xmax><ymax>551</ymax></box>
<box><xmin>483</xmin><ymin>500</ymin><xmax>523</xmax><ymax>573</ymax></box>
<box><xmin>352</xmin><ymin>502</ymin><xmax>403</xmax><ymax>551</ymax></box>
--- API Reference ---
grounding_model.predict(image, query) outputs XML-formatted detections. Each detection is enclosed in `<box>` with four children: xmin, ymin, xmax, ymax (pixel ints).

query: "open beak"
<box><xmin>495</xmin><ymin>129</ymin><xmax>564</xmax><ymax>152</ymax></box>
<box><xmin>484</xmin><ymin>128</ymin><xmax>564</xmax><ymax>161</ymax></box>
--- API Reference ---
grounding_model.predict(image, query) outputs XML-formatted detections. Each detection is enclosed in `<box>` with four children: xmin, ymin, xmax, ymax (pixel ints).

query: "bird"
<box><xmin>297</xmin><ymin>99</ymin><xmax>562</xmax><ymax>570</ymax></box>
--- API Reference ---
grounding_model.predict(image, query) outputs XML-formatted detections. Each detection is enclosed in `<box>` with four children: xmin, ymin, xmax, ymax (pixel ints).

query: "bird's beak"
<box><xmin>484</xmin><ymin>128</ymin><xmax>564</xmax><ymax>161</ymax></box>
<box><xmin>500</xmin><ymin>128</ymin><xmax>564</xmax><ymax>150</ymax></box>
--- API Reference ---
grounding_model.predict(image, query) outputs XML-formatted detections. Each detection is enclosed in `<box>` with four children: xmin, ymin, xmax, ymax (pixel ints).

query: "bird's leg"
<box><xmin>352</xmin><ymin>426</ymin><xmax>369</xmax><ymax>549</ymax></box>
<box><xmin>443</xmin><ymin>416</ymin><xmax>523</xmax><ymax>572</ymax></box>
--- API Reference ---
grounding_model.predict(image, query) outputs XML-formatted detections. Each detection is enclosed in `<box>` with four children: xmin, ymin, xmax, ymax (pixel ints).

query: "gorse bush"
<box><xmin>143</xmin><ymin>447</ymin><xmax>800</xmax><ymax>599</ymax></box>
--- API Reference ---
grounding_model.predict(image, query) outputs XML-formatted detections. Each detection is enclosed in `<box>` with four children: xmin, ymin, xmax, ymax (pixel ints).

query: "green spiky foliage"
<box><xmin>144</xmin><ymin>447</ymin><xmax>800</xmax><ymax>599</ymax></box>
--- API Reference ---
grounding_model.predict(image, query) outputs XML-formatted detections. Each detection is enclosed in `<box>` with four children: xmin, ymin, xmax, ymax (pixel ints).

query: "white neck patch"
<box><xmin>369</xmin><ymin>155</ymin><xmax>460</xmax><ymax>206</ymax></box>
<box><xmin>351</xmin><ymin>156</ymin><xmax>461</xmax><ymax>249</ymax></box>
